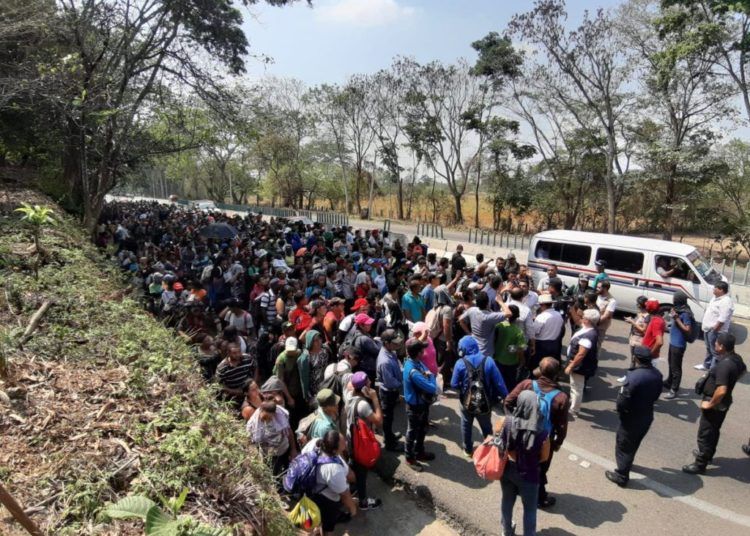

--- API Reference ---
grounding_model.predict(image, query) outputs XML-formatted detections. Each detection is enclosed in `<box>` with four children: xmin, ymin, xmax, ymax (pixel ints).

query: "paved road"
<box><xmin>369</xmin><ymin>317</ymin><xmax>750</xmax><ymax>536</ymax></box>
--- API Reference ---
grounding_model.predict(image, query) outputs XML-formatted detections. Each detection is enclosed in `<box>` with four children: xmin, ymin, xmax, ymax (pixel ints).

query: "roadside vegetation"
<box><xmin>0</xmin><ymin>189</ymin><xmax>294</xmax><ymax>535</ymax></box>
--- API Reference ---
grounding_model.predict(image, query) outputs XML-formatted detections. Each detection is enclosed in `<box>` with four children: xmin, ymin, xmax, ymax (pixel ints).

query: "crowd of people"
<box><xmin>101</xmin><ymin>201</ymin><xmax>747</xmax><ymax>536</ymax></box>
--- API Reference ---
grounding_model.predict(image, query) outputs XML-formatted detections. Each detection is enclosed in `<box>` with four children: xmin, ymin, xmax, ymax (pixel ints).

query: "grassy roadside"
<box><xmin>0</xmin><ymin>189</ymin><xmax>294</xmax><ymax>535</ymax></box>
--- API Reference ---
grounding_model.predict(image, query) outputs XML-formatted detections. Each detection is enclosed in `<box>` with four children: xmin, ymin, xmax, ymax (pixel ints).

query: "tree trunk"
<box><xmin>662</xmin><ymin>165</ymin><xmax>677</xmax><ymax>241</ymax></box>
<box><xmin>355</xmin><ymin>166</ymin><xmax>362</xmax><ymax>213</ymax></box>
<box><xmin>397</xmin><ymin>177</ymin><xmax>404</xmax><ymax>220</ymax></box>
<box><xmin>604</xmin><ymin>152</ymin><xmax>617</xmax><ymax>234</ymax></box>
<box><xmin>474</xmin><ymin>160</ymin><xmax>482</xmax><ymax>229</ymax></box>
<box><xmin>453</xmin><ymin>192</ymin><xmax>463</xmax><ymax>225</ymax></box>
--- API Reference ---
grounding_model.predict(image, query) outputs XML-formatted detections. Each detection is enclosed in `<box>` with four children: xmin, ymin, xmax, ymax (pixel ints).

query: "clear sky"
<box><xmin>241</xmin><ymin>0</ymin><xmax>623</xmax><ymax>85</ymax></box>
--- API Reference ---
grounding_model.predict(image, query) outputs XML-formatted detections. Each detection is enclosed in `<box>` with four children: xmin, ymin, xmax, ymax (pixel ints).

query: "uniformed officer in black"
<box><xmin>606</xmin><ymin>345</ymin><xmax>663</xmax><ymax>487</ymax></box>
<box><xmin>683</xmin><ymin>332</ymin><xmax>747</xmax><ymax>474</ymax></box>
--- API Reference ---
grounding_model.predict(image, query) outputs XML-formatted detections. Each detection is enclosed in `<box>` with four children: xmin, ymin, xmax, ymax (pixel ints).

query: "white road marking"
<box><xmin>562</xmin><ymin>441</ymin><xmax>750</xmax><ymax>528</ymax></box>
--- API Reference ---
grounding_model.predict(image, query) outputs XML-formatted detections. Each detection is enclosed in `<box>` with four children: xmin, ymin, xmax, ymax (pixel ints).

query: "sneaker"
<box><xmin>417</xmin><ymin>451</ymin><xmax>436</xmax><ymax>462</ymax></box>
<box><xmin>538</xmin><ymin>496</ymin><xmax>557</xmax><ymax>508</ymax></box>
<box><xmin>664</xmin><ymin>390</ymin><xmax>677</xmax><ymax>400</ymax></box>
<box><xmin>568</xmin><ymin>412</ymin><xmax>579</xmax><ymax>421</ymax></box>
<box><xmin>359</xmin><ymin>497</ymin><xmax>382</xmax><ymax>510</ymax></box>
<box><xmin>693</xmin><ymin>364</ymin><xmax>707</xmax><ymax>371</ymax></box>
<box><xmin>616</xmin><ymin>375</ymin><xmax>627</xmax><ymax>383</ymax></box>
<box><xmin>463</xmin><ymin>450</ymin><xmax>474</xmax><ymax>458</ymax></box>
<box><xmin>392</xmin><ymin>431</ymin><xmax>403</xmax><ymax>440</ymax></box>
<box><xmin>742</xmin><ymin>443</ymin><xmax>750</xmax><ymax>456</ymax></box>
<box><xmin>405</xmin><ymin>458</ymin><xmax>424</xmax><ymax>472</ymax></box>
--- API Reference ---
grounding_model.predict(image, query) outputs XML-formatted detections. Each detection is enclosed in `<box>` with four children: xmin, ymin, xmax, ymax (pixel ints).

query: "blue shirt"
<box><xmin>421</xmin><ymin>285</ymin><xmax>436</xmax><ymax>310</ymax></box>
<box><xmin>451</xmin><ymin>353</ymin><xmax>508</xmax><ymax>402</ymax></box>
<box><xmin>669</xmin><ymin>311</ymin><xmax>692</xmax><ymax>349</ymax></box>
<box><xmin>402</xmin><ymin>292</ymin><xmax>425</xmax><ymax>322</ymax></box>
<box><xmin>403</xmin><ymin>358</ymin><xmax>437</xmax><ymax>406</ymax></box>
<box><xmin>376</xmin><ymin>346</ymin><xmax>402</xmax><ymax>391</ymax></box>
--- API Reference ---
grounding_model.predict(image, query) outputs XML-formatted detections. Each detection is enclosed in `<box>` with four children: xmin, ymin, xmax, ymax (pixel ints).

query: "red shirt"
<box><xmin>642</xmin><ymin>315</ymin><xmax>666</xmax><ymax>353</ymax></box>
<box><xmin>290</xmin><ymin>308</ymin><xmax>312</xmax><ymax>333</ymax></box>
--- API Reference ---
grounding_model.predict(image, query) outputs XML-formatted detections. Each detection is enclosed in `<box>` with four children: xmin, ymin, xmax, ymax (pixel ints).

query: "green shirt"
<box><xmin>493</xmin><ymin>321</ymin><xmax>526</xmax><ymax>366</ymax></box>
<box><xmin>591</xmin><ymin>272</ymin><xmax>609</xmax><ymax>290</ymax></box>
<box><xmin>308</xmin><ymin>408</ymin><xmax>336</xmax><ymax>440</ymax></box>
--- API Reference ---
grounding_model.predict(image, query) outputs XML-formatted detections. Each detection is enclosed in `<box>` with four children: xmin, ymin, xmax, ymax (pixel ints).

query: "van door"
<box><xmin>594</xmin><ymin>246</ymin><xmax>648</xmax><ymax>313</ymax></box>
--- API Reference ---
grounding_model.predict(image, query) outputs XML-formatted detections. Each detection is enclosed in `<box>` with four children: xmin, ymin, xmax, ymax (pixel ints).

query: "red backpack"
<box><xmin>349</xmin><ymin>397</ymin><xmax>381</xmax><ymax>469</ymax></box>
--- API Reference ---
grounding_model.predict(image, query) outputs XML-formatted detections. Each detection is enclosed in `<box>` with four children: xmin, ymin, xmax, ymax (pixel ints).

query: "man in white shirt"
<box><xmin>532</xmin><ymin>293</ymin><xmax>564</xmax><ymax>370</ymax></box>
<box><xmin>595</xmin><ymin>280</ymin><xmax>617</xmax><ymax>351</ymax></box>
<box><xmin>537</xmin><ymin>264</ymin><xmax>564</xmax><ymax>293</ymax></box>
<box><xmin>695</xmin><ymin>281</ymin><xmax>734</xmax><ymax>371</ymax></box>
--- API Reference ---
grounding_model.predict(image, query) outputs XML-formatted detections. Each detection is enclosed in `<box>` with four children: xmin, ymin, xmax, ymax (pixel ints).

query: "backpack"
<box><xmin>338</xmin><ymin>330</ymin><xmax>362</xmax><ymax>360</ymax></box>
<box><xmin>295</xmin><ymin>411</ymin><xmax>320</xmax><ymax>447</ymax></box>
<box><xmin>283</xmin><ymin>447</ymin><xmax>340</xmax><ymax>495</ymax></box>
<box><xmin>349</xmin><ymin>396</ymin><xmax>381</xmax><ymax>469</ymax></box>
<box><xmin>461</xmin><ymin>357</ymin><xmax>491</xmax><ymax>416</ymax></box>
<box><xmin>682</xmin><ymin>309</ymin><xmax>699</xmax><ymax>344</ymax></box>
<box><xmin>532</xmin><ymin>380</ymin><xmax>560</xmax><ymax>435</ymax></box>
<box><xmin>319</xmin><ymin>369</ymin><xmax>345</xmax><ymax>399</ymax></box>
<box><xmin>424</xmin><ymin>306</ymin><xmax>442</xmax><ymax>339</ymax></box>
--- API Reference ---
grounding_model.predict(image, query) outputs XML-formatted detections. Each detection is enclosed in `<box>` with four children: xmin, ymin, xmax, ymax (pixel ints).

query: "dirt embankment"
<box><xmin>0</xmin><ymin>188</ymin><xmax>293</xmax><ymax>535</ymax></box>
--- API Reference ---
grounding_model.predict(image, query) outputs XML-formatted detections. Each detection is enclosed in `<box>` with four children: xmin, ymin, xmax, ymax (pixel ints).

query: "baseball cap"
<box><xmin>406</xmin><ymin>338</ymin><xmax>428</xmax><ymax>357</ymax></box>
<box><xmin>173</xmin><ymin>282</ymin><xmax>184</xmax><ymax>291</ymax></box>
<box><xmin>633</xmin><ymin>345</ymin><xmax>652</xmax><ymax>361</ymax></box>
<box><xmin>595</xmin><ymin>259</ymin><xmax>607</xmax><ymax>267</ymax></box>
<box><xmin>353</xmin><ymin>298</ymin><xmax>369</xmax><ymax>311</ymax></box>
<box><xmin>645</xmin><ymin>299</ymin><xmax>660</xmax><ymax>313</ymax></box>
<box><xmin>578</xmin><ymin>273</ymin><xmax>589</xmax><ymax>280</ymax></box>
<box><xmin>351</xmin><ymin>371</ymin><xmax>369</xmax><ymax>389</ymax></box>
<box><xmin>354</xmin><ymin>313</ymin><xmax>375</xmax><ymax>326</ymax></box>
<box><xmin>316</xmin><ymin>388</ymin><xmax>340</xmax><ymax>408</ymax></box>
<box><xmin>381</xmin><ymin>328</ymin><xmax>403</xmax><ymax>344</ymax></box>
<box><xmin>285</xmin><ymin>337</ymin><xmax>299</xmax><ymax>352</ymax></box>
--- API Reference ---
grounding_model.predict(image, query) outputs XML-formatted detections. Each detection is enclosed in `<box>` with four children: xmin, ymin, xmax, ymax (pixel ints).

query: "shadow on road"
<box><xmin>653</xmin><ymin>396</ymin><xmax>701</xmax><ymax>423</ymax></box>
<box><xmin>707</xmin><ymin>456</ymin><xmax>750</xmax><ymax>484</ymax></box>
<box><xmin>546</xmin><ymin>492</ymin><xmax>627</xmax><ymax>528</ymax></box>
<box><xmin>537</xmin><ymin>529</ymin><xmax>579</xmax><ymax>536</ymax></box>
<box><xmin>630</xmin><ymin>465</ymin><xmax>704</xmax><ymax>497</ymax></box>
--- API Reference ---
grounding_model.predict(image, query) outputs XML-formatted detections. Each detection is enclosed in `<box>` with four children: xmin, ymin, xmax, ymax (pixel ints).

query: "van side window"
<box><xmin>535</xmin><ymin>240</ymin><xmax>591</xmax><ymax>265</ymax></box>
<box><xmin>656</xmin><ymin>255</ymin><xmax>696</xmax><ymax>282</ymax></box>
<box><xmin>596</xmin><ymin>248</ymin><xmax>644</xmax><ymax>274</ymax></box>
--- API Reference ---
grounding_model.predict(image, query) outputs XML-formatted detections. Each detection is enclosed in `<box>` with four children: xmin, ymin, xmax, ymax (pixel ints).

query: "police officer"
<box><xmin>605</xmin><ymin>345</ymin><xmax>663</xmax><ymax>487</ymax></box>
<box><xmin>683</xmin><ymin>333</ymin><xmax>747</xmax><ymax>474</ymax></box>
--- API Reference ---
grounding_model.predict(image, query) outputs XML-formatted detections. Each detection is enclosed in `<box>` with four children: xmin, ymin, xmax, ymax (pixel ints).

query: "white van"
<box><xmin>191</xmin><ymin>200</ymin><xmax>218</xmax><ymax>213</ymax></box>
<box><xmin>528</xmin><ymin>230</ymin><xmax>725</xmax><ymax>324</ymax></box>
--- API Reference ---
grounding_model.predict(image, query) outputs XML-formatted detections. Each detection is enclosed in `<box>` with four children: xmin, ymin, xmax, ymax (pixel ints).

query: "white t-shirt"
<box><xmin>301</xmin><ymin>441</ymin><xmax>348</xmax><ymax>502</ymax></box>
<box><xmin>225</xmin><ymin>311</ymin><xmax>254</xmax><ymax>333</ymax></box>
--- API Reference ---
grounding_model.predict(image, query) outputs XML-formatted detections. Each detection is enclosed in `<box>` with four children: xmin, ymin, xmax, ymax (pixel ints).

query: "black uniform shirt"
<box><xmin>616</xmin><ymin>365</ymin><xmax>663</xmax><ymax>415</ymax></box>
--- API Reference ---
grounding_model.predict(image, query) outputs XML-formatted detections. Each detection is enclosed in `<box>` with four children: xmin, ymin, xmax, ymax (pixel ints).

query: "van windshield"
<box><xmin>687</xmin><ymin>250</ymin><xmax>722</xmax><ymax>284</ymax></box>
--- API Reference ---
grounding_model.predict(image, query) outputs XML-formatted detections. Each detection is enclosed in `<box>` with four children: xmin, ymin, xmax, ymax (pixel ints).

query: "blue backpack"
<box><xmin>283</xmin><ymin>448</ymin><xmax>340</xmax><ymax>496</ymax></box>
<box><xmin>532</xmin><ymin>380</ymin><xmax>560</xmax><ymax>435</ymax></box>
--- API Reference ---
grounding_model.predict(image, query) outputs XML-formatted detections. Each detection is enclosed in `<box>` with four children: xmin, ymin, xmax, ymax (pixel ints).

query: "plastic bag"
<box><xmin>289</xmin><ymin>494</ymin><xmax>321</xmax><ymax>530</ymax></box>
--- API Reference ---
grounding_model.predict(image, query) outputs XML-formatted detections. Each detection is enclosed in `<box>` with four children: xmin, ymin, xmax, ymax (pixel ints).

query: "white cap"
<box><xmin>285</xmin><ymin>337</ymin><xmax>299</xmax><ymax>352</ymax></box>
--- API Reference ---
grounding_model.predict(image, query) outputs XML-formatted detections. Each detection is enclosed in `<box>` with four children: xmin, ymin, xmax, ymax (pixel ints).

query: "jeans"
<box><xmin>695</xmin><ymin>406</ymin><xmax>729</xmax><ymax>466</ymax></box>
<box><xmin>459</xmin><ymin>406</ymin><xmax>492</xmax><ymax>454</ymax></box>
<box><xmin>569</xmin><ymin>373</ymin><xmax>585</xmax><ymax>415</ymax></box>
<box><xmin>703</xmin><ymin>330</ymin><xmax>719</xmax><ymax>369</ymax></box>
<box><xmin>501</xmin><ymin>461</ymin><xmax>539</xmax><ymax>536</ymax></box>
<box><xmin>615</xmin><ymin>413</ymin><xmax>653</xmax><ymax>480</ymax></box>
<box><xmin>667</xmin><ymin>344</ymin><xmax>686</xmax><ymax>391</ymax></box>
<box><xmin>352</xmin><ymin>461</ymin><xmax>368</xmax><ymax>501</ymax></box>
<box><xmin>379</xmin><ymin>388</ymin><xmax>401</xmax><ymax>447</ymax></box>
<box><xmin>405</xmin><ymin>404</ymin><xmax>429</xmax><ymax>459</ymax></box>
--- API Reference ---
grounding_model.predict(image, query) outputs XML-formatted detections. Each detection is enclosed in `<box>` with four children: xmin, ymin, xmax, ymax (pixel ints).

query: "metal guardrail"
<box><xmin>417</xmin><ymin>221</ymin><xmax>444</xmax><ymax>239</ymax></box>
<box><xmin>467</xmin><ymin>228</ymin><xmax>529</xmax><ymax>250</ymax></box>
<box><xmin>712</xmin><ymin>259</ymin><xmax>750</xmax><ymax>287</ymax></box>
<box><xmin>314</xmin><ymin>211</ymin><xmax>349</xmax><ymax>227</ymax></box>
<box><xmin>383</xmin><ymin>219</ymin><xmax>391</xmax><ymax>233</ymax></box>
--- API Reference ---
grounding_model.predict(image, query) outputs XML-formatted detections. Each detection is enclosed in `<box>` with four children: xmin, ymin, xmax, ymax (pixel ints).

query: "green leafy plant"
<box><xmin>15</xmin><ymin>202</ymin><xmax>56</xmax><ymax>254</ymax></box>
<box><xmin>105</xmin><ymin>489</ymin><xmax>229</xmax><ymax>535</ymax></box>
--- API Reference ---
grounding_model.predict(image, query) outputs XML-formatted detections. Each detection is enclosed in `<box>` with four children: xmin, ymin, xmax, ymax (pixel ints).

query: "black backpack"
<box><xmin>683</xmin><ymin>310</ymin><xmax>699</xmax><ymax>344</ymax></box>
<box><xmin>461</xmin><ymin>356</ymin><xmax>491</xmax><ymax>416</ymax></box>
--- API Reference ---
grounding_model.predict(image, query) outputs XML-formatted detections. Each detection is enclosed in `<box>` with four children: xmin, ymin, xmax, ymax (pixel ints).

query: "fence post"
<box><xmin>731</xmin><ymin>260</ymin><xmax>737</xmax><ymax>283</ymax></box>
<box><xmin>743</xmin><ymin>263</ymin><xmax>749</xmax><ymax>286</ymax></box>
<box><xmin>720</xmin><ymin>259</ymin><xmax>726</xmax><ymax>278</ymax></box>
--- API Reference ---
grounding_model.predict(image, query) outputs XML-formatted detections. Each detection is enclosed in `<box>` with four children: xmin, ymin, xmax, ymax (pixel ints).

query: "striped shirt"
<box><xmin>258</xmin><ymin>290</ymin><xmax>277</xmax><ymax>325</ymax></box>
<box><xmin>216</xmin><ymin>355</ymin><xmax>256</xmax><ymax>390</ymax></box>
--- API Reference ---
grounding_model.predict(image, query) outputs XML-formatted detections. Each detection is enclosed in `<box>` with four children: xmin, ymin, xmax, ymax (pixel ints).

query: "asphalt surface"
<box><xmin>367</xmin><ymin>317</ymin><xmax>750</xmax><ymax>536</ymax></box>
